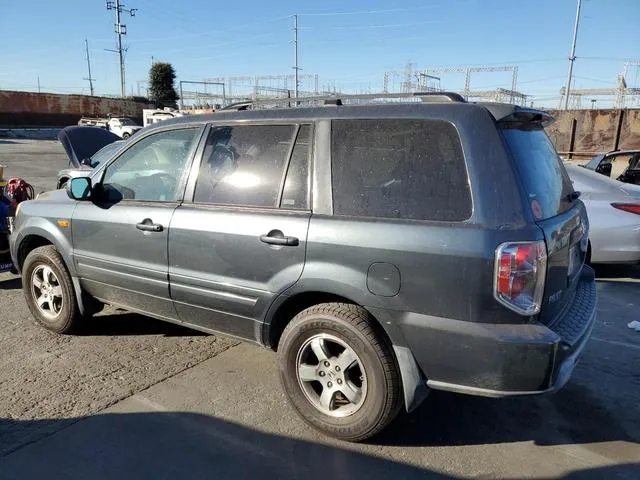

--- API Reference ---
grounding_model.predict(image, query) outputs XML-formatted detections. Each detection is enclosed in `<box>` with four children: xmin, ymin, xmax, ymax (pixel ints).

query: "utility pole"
<box><xmin>563</xmin><ymin>0</ymin><xmax>582</xmax><ymax>110</ymax></box>
<box><xmin>106</xmin><ymin>0</ymin><xmax>137</xmax><ymax>98</ymax></box>
<box><xmin>37</xmin><ymin>76</ymin><xmax>41</xmax><ymax>93</ymax></box>
<box><xmin>83</xmin><ymin>38</ymin><xmax>96</xmax><ymax>96</ymax></box>
<box><xmin>292</xmin><ymin>14</ymin><xmax>300</xmax><ymax>101</ymax></box>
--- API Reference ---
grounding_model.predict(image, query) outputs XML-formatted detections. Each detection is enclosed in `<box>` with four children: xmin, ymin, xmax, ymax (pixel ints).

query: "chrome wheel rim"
<box><xmin>31</xmin><ymin>265</ymin><xmax>64</xmax><ymax>320</ymax></box>
<box><xmin>296</xmin><ymin>333</ymin><xmax>367</xmax><ymax>417</ymax></box>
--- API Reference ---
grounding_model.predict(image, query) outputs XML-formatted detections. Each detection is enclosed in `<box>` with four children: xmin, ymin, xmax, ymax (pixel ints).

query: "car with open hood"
<box><xmin>56</xmin><ymin>126</ymin><xmax>123</xmax><ymax>189</ymax></box>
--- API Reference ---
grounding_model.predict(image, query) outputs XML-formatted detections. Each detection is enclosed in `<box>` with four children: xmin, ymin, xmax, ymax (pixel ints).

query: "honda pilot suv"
<box><xmin>10</xmin><ymin>94</ymin><xmax>597</xmax><ymax>441</ymax></box>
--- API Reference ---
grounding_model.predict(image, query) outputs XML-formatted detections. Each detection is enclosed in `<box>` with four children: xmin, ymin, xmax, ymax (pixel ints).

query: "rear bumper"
<box><xmin>397</xmin><ymin>266</ymin><xmax>597</xmax><ymax>397</ymax></box>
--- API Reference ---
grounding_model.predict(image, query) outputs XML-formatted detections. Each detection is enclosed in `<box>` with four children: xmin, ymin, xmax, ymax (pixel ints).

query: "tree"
<box><xmin>149</xmin><ymin>62</ymin><xmax>178</xmax><ymax>109</ymax></box>
<box><xmin>126</xmin><ymin>95</ymin><xmax>151</xmax><ymax>104</ymax></box>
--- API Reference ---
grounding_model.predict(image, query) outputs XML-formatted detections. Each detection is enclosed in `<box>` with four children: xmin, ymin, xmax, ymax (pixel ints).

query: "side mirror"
<box><xmin>67</xmin><ymin>177</ymin><xmax>93</xmax><ymax>201</ymax></box>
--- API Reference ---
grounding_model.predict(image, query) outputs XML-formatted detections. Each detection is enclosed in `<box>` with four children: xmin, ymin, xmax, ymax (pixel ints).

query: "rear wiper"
<box><xmin>567</xmin><ymin>191</ymin><xmax>581</xmax><ymax>202</ymax></box>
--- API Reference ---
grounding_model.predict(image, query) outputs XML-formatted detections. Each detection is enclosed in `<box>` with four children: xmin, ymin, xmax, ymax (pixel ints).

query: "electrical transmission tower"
<box><xmin>105</xmin><ymin>0</ymin><xmax>137</xmax><ymax>98</ymax></box>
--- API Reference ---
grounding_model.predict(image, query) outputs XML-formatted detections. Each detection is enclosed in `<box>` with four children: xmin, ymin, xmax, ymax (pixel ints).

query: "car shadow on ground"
<box><xmin>0</xmin><ymin>275</ymin><xmax>206</xmax><ymax>337</ymax></box>
<box><xmin>0</xmin><ymin>413</ymin><xmax>636</xmax><ymax>480</ymax></box>
<box><xmin>79</xmin><ymin>311</ymin><xmax>209</xmax><ymax>338</ymax></box>
<box><xmin>0</xmin><ymin>276</ymin><xmax>21</xmax><ymax>290</ymax></box>
<box><xmin>593</xmin><ymin>263</ymin><xmax>640</xmax><ymax>281</ymax></box>
<box><xmin>375</xmin><ymin>381</ymin><xmax>638</xmax><ymax>449</ymax></box>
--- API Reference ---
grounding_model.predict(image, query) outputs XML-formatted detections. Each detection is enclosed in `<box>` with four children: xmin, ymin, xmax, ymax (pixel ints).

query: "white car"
<box><xmin>565</xmin><ymin>163</ymin><xmax>640</xmax><ymax>264</ymax></box>
<box><xmin>106</xmin><ymin>117</ymin><xmax>142</xmax><ymax>139</ymax></box>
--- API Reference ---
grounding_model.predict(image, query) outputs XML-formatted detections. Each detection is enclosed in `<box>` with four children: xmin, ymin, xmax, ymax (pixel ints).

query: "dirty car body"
<box><xmin>11</xmin><ymin>98</ymin><xmax>597</xmax><ymax>440</ymax></box>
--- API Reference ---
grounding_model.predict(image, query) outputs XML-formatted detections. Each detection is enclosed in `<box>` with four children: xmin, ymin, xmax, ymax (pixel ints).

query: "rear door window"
<box><xmin>331</xmin><ymin>119</ymin><xmax>471</xmax><ymax>221</ymax></box>
<box><xmin>280</xmin><ymin>124</ymin><xmax>312</xmax><ymax>210</ymax></box>
<box><xmin>502</xmin><ymin>127</ymin><xmax>574</xmax><ymax>219</ymax></box>
<box><xmin>194</xmin><ymin>125</ymin><xmax>296</xmax><ymax>207</ymax></box>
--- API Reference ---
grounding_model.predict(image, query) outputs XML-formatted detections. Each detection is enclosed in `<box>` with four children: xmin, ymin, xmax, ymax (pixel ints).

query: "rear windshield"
<box><xmin>502</xmin><ymin>127</ymin><xmax>574</xmax><ymax>219</ymax></box>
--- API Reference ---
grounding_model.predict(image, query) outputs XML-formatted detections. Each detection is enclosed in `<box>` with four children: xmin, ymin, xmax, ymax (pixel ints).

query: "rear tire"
<box><xmin>22</xmin><ymin>246</ymin><xmax>82</xmax><ymax>334</ymax></box>
<box><xmin>278</xmin><ymin>303</ymin><xmax>402</xmax><ymax>442</ymax></box>
<box><xmin>122</xmin><ymin>132</ymin><xmax>130</xmax><ymax>139</ymax></box>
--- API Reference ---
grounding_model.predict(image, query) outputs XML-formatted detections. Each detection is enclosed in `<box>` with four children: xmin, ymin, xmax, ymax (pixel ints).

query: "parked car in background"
<box><xmin>143</xmin><ymin>108</ymin><xmax>184</xmax><ymax>127</ymax></box>
<box><xmin>566</xmin><ymin>163</ymin><xmax>640</xmax><ymax>264</ymax></box>
<box><xmin>582</xmin><ymin>149</ymin><xmax>640</xmax><ymax>186</ymax></box>
<box><xmin>11</xmin><ymin>97</ymin><xmax>596</xmax><ymax>442</ymax></box>
<box><xmin>57</xmin><ymin>126</ymin><xmax>122</xmax><ymax>189</ymax></box>
<box><xmin>105</xmin><ymin>117</ymin><xmax>142</xmax><ymax>139</ymax></box>
<box><xmin>77</xmin><ymin>117</ymin><xmax>142</xmax><ymax>139</ymax></box>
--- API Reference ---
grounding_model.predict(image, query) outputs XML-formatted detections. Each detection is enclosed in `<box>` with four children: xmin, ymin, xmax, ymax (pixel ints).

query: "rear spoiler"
<box><xmin>483</xmin><ymin>104</ymin><xmax>555</xmax><ymax>126</ymax></box>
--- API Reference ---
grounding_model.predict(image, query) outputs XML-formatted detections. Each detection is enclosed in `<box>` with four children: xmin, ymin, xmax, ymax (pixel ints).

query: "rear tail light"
<box><xmin>611</xmin><ymin>203</ymin><xmax>640</xmax><ymax>215</ymax></box>
<box><xmin>494</xmin><ymin>241</ymin><xmax>547</xmax><ymax>315</ymax></box>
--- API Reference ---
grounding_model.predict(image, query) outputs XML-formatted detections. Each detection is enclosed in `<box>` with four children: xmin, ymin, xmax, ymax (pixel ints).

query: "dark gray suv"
<box><xmin>10</xmin><ymin>95</ymin><xmax>597</xmax><ymax>441</ymax></box>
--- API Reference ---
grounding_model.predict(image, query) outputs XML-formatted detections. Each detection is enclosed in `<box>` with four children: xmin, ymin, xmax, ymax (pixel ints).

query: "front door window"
<box><xmin>101</xmin><ymin>128</ymin><xmax>199</xmax><ymax>202</ymax></box>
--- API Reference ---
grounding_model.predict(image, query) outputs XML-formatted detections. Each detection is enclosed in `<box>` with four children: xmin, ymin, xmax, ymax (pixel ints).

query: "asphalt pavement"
<box><xmin>0</xmin><ymin>140</ymin><xmax>638</xmax><ymax>479</ymax></box>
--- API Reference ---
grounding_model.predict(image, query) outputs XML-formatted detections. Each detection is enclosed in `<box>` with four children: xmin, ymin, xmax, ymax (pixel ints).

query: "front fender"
<box><xmin>11</xmin><ymin>217</ymin><xmax>76</xmax><ymax>276</ymax></box>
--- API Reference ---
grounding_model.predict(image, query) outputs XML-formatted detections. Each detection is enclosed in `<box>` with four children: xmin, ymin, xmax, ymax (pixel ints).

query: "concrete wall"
<box><xmin>0</xmin><ymin>90</ymin><xmax>148</xmax><ymax>127</ymax></box>
<box><xmin>546</xmin><ymin>109</ymin><xmax>640</xmax><ymax>159</ymax></box>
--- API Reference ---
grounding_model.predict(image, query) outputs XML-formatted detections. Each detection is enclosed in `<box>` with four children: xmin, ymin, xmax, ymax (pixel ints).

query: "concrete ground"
<box><xmin>0</xmin><ymin>140</ymin><xmax>639</xmax><ymax>479</ymax></box>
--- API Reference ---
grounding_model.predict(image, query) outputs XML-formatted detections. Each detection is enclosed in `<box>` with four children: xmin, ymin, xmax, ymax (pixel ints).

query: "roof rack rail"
<box><xmin>413</xmin><ymin>92</ymin><xmax>466</xmax><ymax>103</ymax></box>
<box><xmin>219</xmin><ymin>101</ymin><xmax>253</xmax><ymax>111</ymax></box>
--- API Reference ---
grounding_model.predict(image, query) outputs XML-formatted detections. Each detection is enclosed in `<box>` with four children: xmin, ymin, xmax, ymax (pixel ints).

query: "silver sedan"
<box><xmin>565</xmin><ymin>163</ymin><xmax>640</xmax><ymax>264</ymax></box>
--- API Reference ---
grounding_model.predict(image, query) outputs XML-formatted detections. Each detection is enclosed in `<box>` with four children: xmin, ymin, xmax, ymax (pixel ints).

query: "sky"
<box><xmin>1</xmin><ymin>0</ymin><xmax>639</xmax><ymax>107</ymax></box>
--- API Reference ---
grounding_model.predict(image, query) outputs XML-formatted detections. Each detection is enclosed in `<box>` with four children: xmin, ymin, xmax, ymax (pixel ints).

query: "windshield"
<box><xmin>584</xmin><ymin>153</ymin><xmax>604</xmax><ymax>170</ymax></box>
<box><xmin>88</xmin><ymin>141</ymin><xmax>122</xmax><ymax>168</ymax></box>
<box><xmin>502</xmin><ymin>127</ymin><xmax>575</xmax><ymax>219</ymax></box>
<box><xmin>119</xmin><ymin>118</ymin><xmax>136</xmax><ymax>126</ymax></box>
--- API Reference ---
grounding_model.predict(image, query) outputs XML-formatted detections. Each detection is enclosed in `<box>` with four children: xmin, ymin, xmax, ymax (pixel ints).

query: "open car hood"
<box><xmin>58</xmin><ymin>126</ymin><xmax>120</xmax><ymax>168</ymax></box>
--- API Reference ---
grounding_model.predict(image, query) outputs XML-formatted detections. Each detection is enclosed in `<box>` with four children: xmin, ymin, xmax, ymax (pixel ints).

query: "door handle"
<box><xmin>136</xmin><ymin>219</ymin><xmax>163</xmax><ymax>232</ymax></box>
<box><xmin>260</xmin><ymin>232</ymin><xmax>299</xmax><ymax>246</ymax></box>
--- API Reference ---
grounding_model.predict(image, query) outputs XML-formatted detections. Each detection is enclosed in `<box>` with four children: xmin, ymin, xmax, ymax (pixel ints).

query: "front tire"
<box><xmin>278</xmin><ymin>303</ymin><xmax>402</xmax><ymax>442</ymax></box>
<box><xmin>22</xmin><ymin>246</ymin><xmax>82</xmax><ymax>334</ymax></box>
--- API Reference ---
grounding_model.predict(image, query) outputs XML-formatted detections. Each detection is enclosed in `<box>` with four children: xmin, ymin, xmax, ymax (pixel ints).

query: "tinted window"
<box><xmin>194</xmin><ymin>125</ymin><xmax>296</xmax><ymax>207</ymax></box>
<box><xmin>102</xmin><ymin>128</ymin><xmax>198</xmax><ymax>202</ymax></box>
<box><xmin>280</xmin><ymin>125</ymin><xmax>311</xmax><ymax>210</ymax></box>
<box><xmin>332</xmin><ymin>119</ymin><xmax>471</xmax><ymax>221</ymax></box>
<box><xmin>502</xmin><ymin>127</ymin><xmax>574</xmax><ymax>219</ymax></box>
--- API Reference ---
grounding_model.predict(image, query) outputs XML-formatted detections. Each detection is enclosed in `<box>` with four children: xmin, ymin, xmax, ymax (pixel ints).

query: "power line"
<box><xmin>299</xmin><ymin>7</ymin><xmax>428</xmax><ymax>17</ymax></box>
<box><xmin>132</xmin><ymin>31</ymin><xmax>282</xmax><ymax>56</ymax></box>
<box><xmin>105</xmin><ymin>0</ymin><xmax>138</xmax><ymax>98</ymax></box>
<box><xmin>302</xmin><ymin>20</ymin><xmax>442</xmax><ymax>31</ymax></box>
<box><xmin>128</xmin><ymin>14</ymin><xmax>289</xmax><ymax>43</ymax></box>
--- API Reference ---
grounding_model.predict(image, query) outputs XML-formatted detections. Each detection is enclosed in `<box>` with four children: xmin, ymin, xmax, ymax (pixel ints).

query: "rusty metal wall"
<box><xmin>546</xmin><ymin>109</ymin><xmax>640</xmax><ymax>159</ymax></box>
<box><xmin>0</xmin><ymin>90</ymin><xmax>148</xmax><ymax>127</ymax></box>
